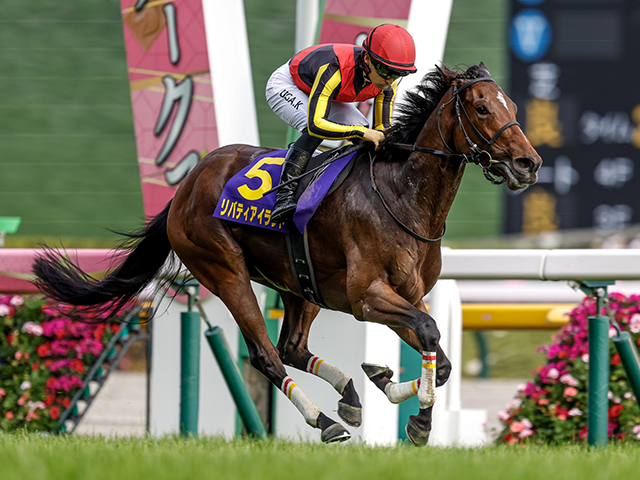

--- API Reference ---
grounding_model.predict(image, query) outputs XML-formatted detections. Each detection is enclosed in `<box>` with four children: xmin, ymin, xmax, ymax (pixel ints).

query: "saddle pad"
<box><xmin>213</xmin><ymin>148</ymin><xmax>357</xmax><ymax>234</ymax></box>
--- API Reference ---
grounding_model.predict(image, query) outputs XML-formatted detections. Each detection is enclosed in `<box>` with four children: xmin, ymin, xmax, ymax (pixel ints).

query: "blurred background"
<box><xmin>1</xmin><ymin>0</ymin><xmax>639</xmax><ymax>381</ymax></box>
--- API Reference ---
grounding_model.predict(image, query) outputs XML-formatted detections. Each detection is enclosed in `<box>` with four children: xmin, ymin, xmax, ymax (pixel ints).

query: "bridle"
<box><xmin>388</xmin><ymin>76</ymin><xmax>521</xmax><ymax>186</ymax></box>
<box><xmin>372</xmin><ymin>77</ymin><xmax>520</xmax><ymax>242</ymax></box>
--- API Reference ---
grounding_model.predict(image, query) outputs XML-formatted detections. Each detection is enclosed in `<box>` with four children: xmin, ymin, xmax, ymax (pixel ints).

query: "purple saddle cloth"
<box><xmin>213</xmin><ymin>148</ymin><xmax>357</xmax><ymax>234</ymax></box>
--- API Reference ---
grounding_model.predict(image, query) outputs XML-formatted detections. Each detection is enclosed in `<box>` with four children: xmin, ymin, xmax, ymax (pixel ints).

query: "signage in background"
<box><xmin>120</xmin><ymin>0</ymin><xmax>219</xmax><ymax>217</ymax></box>
<box><xmin>505</xmin><ymin>0</ymin><xmax>640</xmax><ymax>235</ymax></box>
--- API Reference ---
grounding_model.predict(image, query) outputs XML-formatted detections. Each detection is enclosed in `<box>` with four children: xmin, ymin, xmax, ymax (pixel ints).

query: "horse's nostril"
<box><xmin>515</xmin><ymin>156</ymin><xmax>536</xmax><ymax>173</ymax></box>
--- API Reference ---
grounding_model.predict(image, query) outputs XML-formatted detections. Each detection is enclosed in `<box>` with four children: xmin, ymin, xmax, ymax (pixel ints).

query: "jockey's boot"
<box><xmin>271</xmin><ymin>145</ymin><xmax>311</xmax><ymax>223</ymax></box>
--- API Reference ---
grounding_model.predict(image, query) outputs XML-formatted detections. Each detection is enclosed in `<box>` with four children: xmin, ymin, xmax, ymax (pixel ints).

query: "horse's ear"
<box><xmin>436</xmin><ymin>65</ymin><xmax>457</xmax><ymax>84</ymax></box>
<box><xmin>478</xmin><ymin>62</ymin><xmax>491</xmax><ymax>77</ymax></box>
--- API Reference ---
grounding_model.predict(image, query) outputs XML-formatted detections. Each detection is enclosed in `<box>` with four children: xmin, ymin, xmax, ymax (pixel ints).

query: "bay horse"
<box><xmin>33</xmin><ymin>64</ymin><xmax>540</xmax><ymax>445</ymax></box>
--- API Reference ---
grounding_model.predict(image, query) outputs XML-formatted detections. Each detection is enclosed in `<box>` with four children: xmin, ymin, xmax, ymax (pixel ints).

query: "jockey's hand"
<box><xmin>363</xmin><ymin>128</ymin><xmax>385</xmax><ymax>150</ymax></box>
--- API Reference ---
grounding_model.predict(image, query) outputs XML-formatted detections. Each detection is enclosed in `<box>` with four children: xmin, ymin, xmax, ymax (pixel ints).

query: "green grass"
<box><xmin>0</xmin><ymin>434</ymin><xmax>639</xmax><ymax>480</ymax></box>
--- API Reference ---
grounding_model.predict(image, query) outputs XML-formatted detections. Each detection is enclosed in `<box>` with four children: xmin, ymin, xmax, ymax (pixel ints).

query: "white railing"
<box><xmin>428</xmin><ymin>248</ymin><xmax>640</xmax><ymax>446</ymax></box>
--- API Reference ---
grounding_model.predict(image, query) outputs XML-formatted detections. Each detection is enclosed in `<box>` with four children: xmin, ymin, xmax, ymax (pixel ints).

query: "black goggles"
<box><xmin>372</xmin><ymin>61</ymin><xmax>410</xmax><ymax>81</ymax></box>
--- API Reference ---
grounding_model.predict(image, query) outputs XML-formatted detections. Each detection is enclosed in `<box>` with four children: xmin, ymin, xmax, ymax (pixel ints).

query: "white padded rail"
<box><xmin>440</xmin><ymin>249</ymin><xmax>640</xmax><ymax>281</ymax></box>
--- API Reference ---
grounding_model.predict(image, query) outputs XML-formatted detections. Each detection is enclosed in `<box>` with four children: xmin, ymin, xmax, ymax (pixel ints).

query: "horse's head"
<box><xmin>438</xmin><ymin>63</ymin><xmax>541</xmax><ymax>190</ymax></box>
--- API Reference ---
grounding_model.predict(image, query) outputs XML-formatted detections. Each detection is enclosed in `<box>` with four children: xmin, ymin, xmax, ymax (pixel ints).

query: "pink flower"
<box><xmin>5</xmin><ymin>411</ymin><xmax>14</xmax><ymax>419</ymax></box>
<box><xmin>20</xmin><ymin>381</ymin><xmax>31</xmax><ymax>390</ymax></box>
<box><xmin>564</xmin><ymin>387</ymin><xmax>578</xmax><ymax>397</ymax></box>
<box><xmin>51</xmin><ymin>339</ymin><xmax>74</xmax><ymax>356</ymax></box>
<box><xmin>624</xmin><ymin>392</ymin><xmax>634</xmax><ymax>399</ymax></box>
<box><xmin>505</xmin><ymin>400</ymin><xmax>519</xmax><ymax>410</ymax></box>
<box><xmin>10</xmin><ymin>295</ymin><xmax>23</xmax><ymax>306</ymax></box>
<box><xmin>25</xmin><ymin>411</ymin><xmax>39</xmax><ymax>422</ymax></box>
<box><xmin>519</xmin><ymin>428</ymin><xmax>534</xmax><ymax>438</ymax></box>
<box><xmin>21</xmin><ymin>321</ymin><xmax>44</xmax><ymax>336</ymax></box>
<box><xmin>547</xmin><ymin>368</ymin><xmax>560</xmax><ymax>379</ymax></box>
<box><xmin>632</xmin><ymin>425</ymin><xmax>640</xmax><ymax>434</ymax></box>
<box><xmin>28</xmin><ymin>401</ymin><xmax>45</xmax><ymax>412</ymax></box>
<box><xmin>546</xmin><ymin>344</ymin><xmax>562</xmax><ymax>359</ymax></box>
<box><xmin>17</xmin><ymin>394</ymin><xmax>28</xmax><ymax>405</ymax></box>
<box><xmin>569</xmin><ymin>408</ymin><xmax>583</xmax><ymax>416</ymax></box>
<box><xmin>497</xmin><ymin>411</ymin><xmax>510</xmax><ymax>421</ymax></box>
<box><xmin>630</xmin><ymin>314</ymin><xmax>640</xmax><ymax>333</ymax></box>
<box><xmin>582</xmin><ymin>354</ymin><xmax>589</xmax><ymax>363</ymax></box>
<box><xmin>521</xmin><ymin>418</ymin><xmax>533</xmax><ymax>429</ymax></box>
<box><xmin>15</xmin><ymin>351</ymin><xmax>23</xmax><ymax>360</ymax></box>
<box><xmin>523</xmin><ymin>382</ymin><xmax>539</xmax><ymax>396</ymax></box>
<box><xmin>49</xmin><ymin>359</ymin><xmax>72</xmax><ymax>372</ymax></box>
<box><xmin>510</xmin><ymin>421</ymin><xmax>524</xmax><ymax>433</ymax></box>
<box><xmin>559</xmin><ymin>374</ymin><xmax>579</xmax><ymax>387</ymax></box>
<box><xmin>41</xmin><ymin>318</ymin><xmax>71</xmax><ymax>337</ymax></box>
<box><xmin>0</xmin><ymin>304</ymin><xmax>10</xmax><ymax>316</ymax></box>
<box><xmin>0</xmin><ymin>388</ymin><xmax>5</xmax><ymax>397</ymax></box>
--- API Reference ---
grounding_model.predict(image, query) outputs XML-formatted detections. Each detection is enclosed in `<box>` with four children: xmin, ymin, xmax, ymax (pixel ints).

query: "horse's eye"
<box><xmin>476</xmin><ymin>105</ymin><xmax>489</xmax><ymax>115</ymax></box>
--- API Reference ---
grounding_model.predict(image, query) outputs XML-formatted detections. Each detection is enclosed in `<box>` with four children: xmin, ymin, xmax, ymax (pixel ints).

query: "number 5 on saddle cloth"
<box><xmin>213</xmin><ymin>145</ymin><xmax>359</xmax><ymax>307</ymax></box>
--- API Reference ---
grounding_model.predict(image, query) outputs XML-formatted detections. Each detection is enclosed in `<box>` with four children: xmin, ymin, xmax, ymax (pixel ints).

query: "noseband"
<box><xmin>388</xmin><ymin>77</ymin><xmax>521</xmax><ymax>185</ymax></box>
<box><xmin>437</xmin><ymin>77</ymin><xmax>520</xmax><ymax>185</ymax></box>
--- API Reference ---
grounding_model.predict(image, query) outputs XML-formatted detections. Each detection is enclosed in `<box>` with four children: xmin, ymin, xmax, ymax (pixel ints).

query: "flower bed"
<box><xmin>0</xmin><ymin>294</ymin><xmax>129</xmax><ymax>432</ymax></box>
<box><xmin>497</xmin><ymin>293</ymin><xmax>640</xmax><ymax>444</ymax></box>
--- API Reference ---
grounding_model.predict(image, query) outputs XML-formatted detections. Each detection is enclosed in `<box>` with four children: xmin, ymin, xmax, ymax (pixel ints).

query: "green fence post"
<box><xmin>578</xmin><ymin>281</ymin><xmax>614</xmax><ymax>447</ymax></box>
<box><xmin>205</xmin><ymin>326</ymin><xmax>267</xmax><ymax>439</ymax></box>
<box><xmin>613</xmin><ymin>332</ymin><xmax>640</xmax><ymax>405</ymax></box>
<box><xmin>587</xmin><ymin>313</ymin><xmax>609</xmax><ymax>447</ymax></box>
<box><xmin>179</xmin><ymin>280</ymin><xmax>201</xmax><ymax>438</ymax></box>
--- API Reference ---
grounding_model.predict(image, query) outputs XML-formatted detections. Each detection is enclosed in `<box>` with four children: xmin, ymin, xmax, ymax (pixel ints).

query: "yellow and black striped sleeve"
<box><xmin>307</xmin><ymin>63</ymin><xmax>368</xmax><ymax>140</ymax></box>
<box><xmin>373</xmin><ymin>81</ymin><xmax>397</xmax><ymax>131</ymax></box>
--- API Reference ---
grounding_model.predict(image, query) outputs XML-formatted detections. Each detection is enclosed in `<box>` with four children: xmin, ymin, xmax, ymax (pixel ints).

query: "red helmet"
<box><xmin>363</xmin><ymin>24</ymin><xmax>417</xmax><ymax>75</ymax></box>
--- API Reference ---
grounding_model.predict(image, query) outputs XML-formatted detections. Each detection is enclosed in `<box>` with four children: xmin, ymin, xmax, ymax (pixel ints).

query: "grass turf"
<box><xmin>0</xmin><ymin>434</ymin><xmax>638</xmax><ymax>480</ymax></box>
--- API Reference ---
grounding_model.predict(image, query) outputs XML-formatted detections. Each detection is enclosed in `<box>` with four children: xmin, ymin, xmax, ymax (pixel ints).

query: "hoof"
<box><xmin>361</xmin><ymin>363</ymin><xmax>394</xmax><ymax>381</ymax></box>
<box><xmin>321</xmin><ymin>422</ymin><xmax>351</xmax><ymax>443</ymax></box>
<box><xmin>338</xmin><ymin>401</ymin><xmax>362</xmax><ymax>427</ymax></box>
<box><xmin>405</xmin><ymin>416</ymin><xmax>431</xmax><ymax>446</ymax></box>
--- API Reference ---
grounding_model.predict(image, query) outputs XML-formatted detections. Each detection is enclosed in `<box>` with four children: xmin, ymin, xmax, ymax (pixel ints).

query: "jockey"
<box><xmin>265</xmin><ymin>24</ymin><xmax>417</xmax><ymax>223</ymax></box>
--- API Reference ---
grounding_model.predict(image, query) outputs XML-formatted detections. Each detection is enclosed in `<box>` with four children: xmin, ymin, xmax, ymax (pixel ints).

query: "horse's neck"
<box><xmin>393</xmin><ymin>112</ymin><xmax>466</xmax><ymax>236</ymax></box>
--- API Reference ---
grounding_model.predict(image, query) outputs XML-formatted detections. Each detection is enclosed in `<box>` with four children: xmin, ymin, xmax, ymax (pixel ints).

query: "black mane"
<box><xmin>383</xmin><ymin>64</ymin><xmax>490</xmax><ymax>151</ymax></box>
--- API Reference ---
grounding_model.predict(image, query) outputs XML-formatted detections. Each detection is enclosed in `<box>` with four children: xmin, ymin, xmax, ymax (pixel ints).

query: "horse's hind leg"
<box><xmin>276</xmin><ymin>292</ymin><xmax>362</xmax><ymax>427</ymax></box>
<box><xmin>177</xmin><ymin>241</ymin><xmax>350</xmax><ymax>443</ymax></box>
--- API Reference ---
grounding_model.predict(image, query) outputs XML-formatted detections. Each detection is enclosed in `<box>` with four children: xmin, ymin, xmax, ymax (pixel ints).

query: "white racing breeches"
<box><xmin>265</xmin><ymin>63</ymin><xmax>369</xmax><ymax>135</ymax></box>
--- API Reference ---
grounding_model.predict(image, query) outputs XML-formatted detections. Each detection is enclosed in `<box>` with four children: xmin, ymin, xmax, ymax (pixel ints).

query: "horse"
<box><xmin>33</xmin><ymin>63</ymin><xmax>541</xmax><ymax>445</ymax></box>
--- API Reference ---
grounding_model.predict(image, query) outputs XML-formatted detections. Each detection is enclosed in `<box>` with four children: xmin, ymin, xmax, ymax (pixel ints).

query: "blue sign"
<box><xmin>510</xmin><ymin>9</ymin><xmax>551</xmax><ymax>62</ymax></box>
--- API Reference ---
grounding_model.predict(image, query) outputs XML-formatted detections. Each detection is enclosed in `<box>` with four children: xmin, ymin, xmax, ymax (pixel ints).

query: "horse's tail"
<box><xmin>33</xmin><ymin>201</ymin><xmax>178</xmax><ymax>314</ymax></box>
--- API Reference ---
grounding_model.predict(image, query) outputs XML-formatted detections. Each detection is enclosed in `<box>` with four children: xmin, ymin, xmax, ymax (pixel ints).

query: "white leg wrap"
<box><xmin>307</xmin><ymin>356</ymin><xmax>352</xmax><ymax>394</ymax></box>
<box><xmin>281</xmin><ymin>376</ymin><xmax>322</xmax><ymax>427</ymax></box>
<box><xmin>384</xmin><ymin>378</ymin><xmax>420</xmax><ymax>404</ymax></box>
<box><xmin>417</xmin><ymin>351</ymin><xmax>437</xmax><ymax>409</ymax></box>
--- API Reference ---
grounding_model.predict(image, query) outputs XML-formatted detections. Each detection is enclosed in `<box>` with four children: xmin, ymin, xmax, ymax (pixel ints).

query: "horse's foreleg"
<box><xmin>357</xmin><ymin>281</ymin><xmax>441</xmax><ymax>445</ymax></box>
<box><xmin>277</xmin><ymin>293</ymin><xmax>362</xmax><ymax>427</ymax></box>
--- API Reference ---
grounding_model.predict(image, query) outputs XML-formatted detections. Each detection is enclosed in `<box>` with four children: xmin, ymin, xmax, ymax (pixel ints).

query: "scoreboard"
<box><xmin>505</xmin><ymin>0</ymin><xmax>640</xmax><ymax>234</ymax></box>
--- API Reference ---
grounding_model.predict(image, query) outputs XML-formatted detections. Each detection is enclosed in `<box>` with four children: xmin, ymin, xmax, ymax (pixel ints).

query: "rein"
<box><xmin>369</xmin><ymin>151</ymin><xmax>446</xmax><ymax>243</ymax></box>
